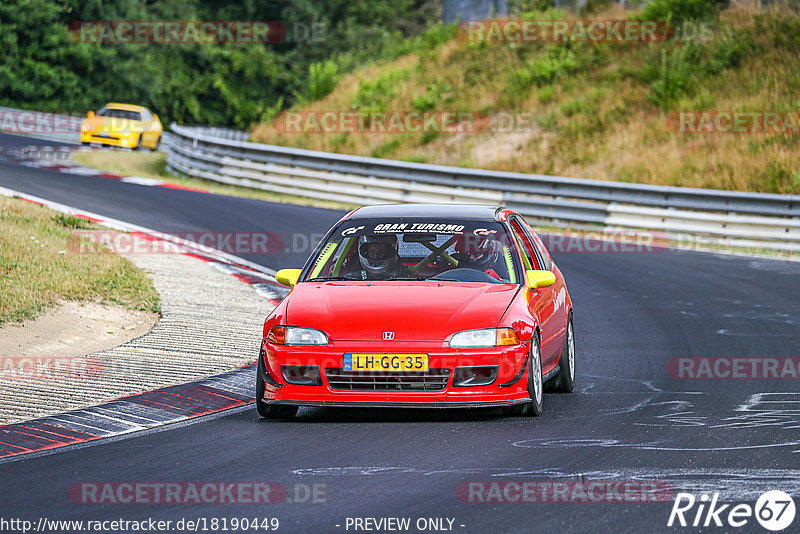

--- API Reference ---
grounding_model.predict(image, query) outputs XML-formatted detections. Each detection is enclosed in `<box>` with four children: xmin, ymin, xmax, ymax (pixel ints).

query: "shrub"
<box><xmin>639</xmin><ymin>0</ymin><xmax>725</xmax><ymax>24</ymax></box>
<box><xmin>351</xmin><ymin>71</ymin><xmax>405</xmax><ymax>112</ymax></box>
<box><xmin>304</xmin><ymin>61</ymin><xmax>339</xmax><ymax>102</ymax></box>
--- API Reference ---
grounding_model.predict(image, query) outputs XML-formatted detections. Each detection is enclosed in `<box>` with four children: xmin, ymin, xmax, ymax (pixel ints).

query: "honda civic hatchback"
<box><xmin>257</xmin><ymin>204</ymin><xmax>575</xmax><ymax>418</ymax></box>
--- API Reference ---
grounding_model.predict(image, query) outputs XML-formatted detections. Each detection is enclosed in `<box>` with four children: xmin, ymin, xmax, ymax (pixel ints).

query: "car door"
<box><xmin>508</xmin><ymin>216</ymin><xmax>563</xmax><ymax>369</ymax></box>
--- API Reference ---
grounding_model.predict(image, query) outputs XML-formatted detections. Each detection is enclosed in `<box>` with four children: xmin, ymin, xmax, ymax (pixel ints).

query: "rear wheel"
<box><xmin>152</xmin><ymin>135</ymin><xmax>161</xmax><ymax>152</ymax></box>
<box><xmin>546</xmin><ymin>314</ymin><xmax>575</xmax><ymax>393</ymax></box>
<box><xmin>255</xmin><ymin>354</ymin><xmax>297</xmax><ymax>419</ymax></box>
<box><xmin>502</xmin><ymin>334</ymin><xmax>543</xmax><ymax>417</ymax></box>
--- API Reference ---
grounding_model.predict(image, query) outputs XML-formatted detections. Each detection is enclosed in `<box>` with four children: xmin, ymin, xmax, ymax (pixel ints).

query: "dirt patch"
<box><xmin>0</xmin><ymin>300</ymin><xmax>158</xmax><ymax>358</ymax></box>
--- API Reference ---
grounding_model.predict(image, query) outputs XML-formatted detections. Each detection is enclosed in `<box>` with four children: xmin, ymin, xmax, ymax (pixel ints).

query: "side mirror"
<box><xmin>275</xmin><ymin>268</ymin><xmax>302</xmax><ymax>287</ymax></box>
<box><xmin>526</xmin><ymin>270</ymin><xmax>555</xmax><ymax>290</ymax></box>
<box><xmin>153</xmin><ymin>113</ymin><xmax>160</xmax><ymax>123</ymax></box>
<box><xmin>86</xmin><ymin>110</ymin><xmax>95</xmax><ymax>119</ymax></box>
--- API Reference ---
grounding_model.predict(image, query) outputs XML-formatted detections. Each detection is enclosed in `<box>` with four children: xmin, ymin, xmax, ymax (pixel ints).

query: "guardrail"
<box><xmin>164</xmin><ymin>123</ymin><xmax>798</xmax><ymax>252</ymax></box>
<box><xmin>0</xmin><ymin>106</ymin><xmax>82</xmax><ymax>144</ymax></box>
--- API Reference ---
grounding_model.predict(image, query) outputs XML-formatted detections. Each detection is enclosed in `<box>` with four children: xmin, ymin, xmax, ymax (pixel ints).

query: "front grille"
<box><xmin>325</xmin><ymin>368</ymin><xmax>450</xmax><ymax>392</ymax></box>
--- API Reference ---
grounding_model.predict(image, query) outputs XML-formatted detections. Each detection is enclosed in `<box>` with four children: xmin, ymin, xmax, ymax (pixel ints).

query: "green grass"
<box><xmin>0</xmin><ymin>196</ymin><xmax>160</xmax><ymax>325</ymax></box>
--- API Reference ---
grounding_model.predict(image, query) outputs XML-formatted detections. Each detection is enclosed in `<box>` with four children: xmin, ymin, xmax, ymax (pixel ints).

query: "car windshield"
<box><xmin>304</xmin><ymin>218</ymin><xmax>522</xmax><ymax>284</ymax></box>
<box><xmin>97</xmin><ymin>107</ymin><xmax>141</xmax><ymax>121</ymax></box>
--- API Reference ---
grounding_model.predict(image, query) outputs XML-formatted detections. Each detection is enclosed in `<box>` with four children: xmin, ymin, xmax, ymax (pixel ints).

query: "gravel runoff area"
<box><xmin>0</xmin><ymin>252</ymin><xmax>275</xmax><ymax>425</ymax></box>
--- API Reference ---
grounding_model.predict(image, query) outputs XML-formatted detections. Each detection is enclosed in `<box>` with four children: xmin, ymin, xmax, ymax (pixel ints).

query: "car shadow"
<box><xmin>286</xmin><ymin>406</ymin><xmax>509</xmax><ymax>423</ymax></box>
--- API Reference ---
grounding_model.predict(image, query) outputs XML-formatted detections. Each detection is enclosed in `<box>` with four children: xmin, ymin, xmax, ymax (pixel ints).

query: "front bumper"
<box><xmin>81</xmin><ymin>132</ymin><xmax>138</xmax><ymax>147</ymax></box>
<box><xmin>260</xmin><ymin>341</ymin><xmax>532</xmax><ymax>407</ymax></box>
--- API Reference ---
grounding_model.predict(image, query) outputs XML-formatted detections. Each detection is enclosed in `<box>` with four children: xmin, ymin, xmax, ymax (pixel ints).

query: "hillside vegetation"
<box><xmin>0</xmin><ymin>0</ymin><xmax>439</xmax><ymax>128</ymax></box>
<box><xmin>252</xmin><ymin>2</ymin><xmax>800</xmax><ymax>194</ymax></box>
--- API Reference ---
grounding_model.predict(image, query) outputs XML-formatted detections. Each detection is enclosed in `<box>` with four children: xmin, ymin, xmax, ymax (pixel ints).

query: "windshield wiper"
<box><xmin>308</xmin><ymin>276</ymin><xmax>351</xmax><ymax>281</ymax></box>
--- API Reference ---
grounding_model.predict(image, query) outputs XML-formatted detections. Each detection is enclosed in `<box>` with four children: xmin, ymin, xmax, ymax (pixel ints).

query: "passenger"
<box><xmin>453</xmin><ymin>234</ymin><xmax>503</xmax><ymax>281</ymax></box>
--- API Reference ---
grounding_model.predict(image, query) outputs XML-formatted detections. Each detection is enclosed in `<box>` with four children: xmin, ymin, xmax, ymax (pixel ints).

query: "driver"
<box><xmin>453</xmin><ymin>234</ymin><xmax>503</xmax><ymax>281</ymax></box>
<box><xmin>354</xmin><ymin>234</ymin><xmax>409</xmax><ymax>280</ymax></box>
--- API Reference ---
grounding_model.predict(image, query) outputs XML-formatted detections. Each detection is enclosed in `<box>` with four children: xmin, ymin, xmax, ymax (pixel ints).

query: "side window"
<box><xmin>529</xmin><ymin>230</ymin><xmax>553</xmax><ymax>271</ymax></box>
<box><xmin>141</xmin><ymin>109</ymin><xmax>152</xmax><ymax>122</ymax></box>
<box><xmin>513</xmin><ymin>217</ymin><xmax>552</xmax><ymax>271</ymax></box>
<box><xmin>509</xmin><ymin>221</ymin><xmax>539</xmax><ymax>272</ymax></box>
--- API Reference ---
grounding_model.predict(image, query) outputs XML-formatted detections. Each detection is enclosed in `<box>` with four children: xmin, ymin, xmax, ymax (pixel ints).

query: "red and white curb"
<box><xmin>0</xmin><ymin>365</ymin><xmax>256</xmax><ymax>461</ymax></box>
<box><xmin>0</xmin><ymin>184</ymin><xmax>293</xmax><ymax>458</ymax></box>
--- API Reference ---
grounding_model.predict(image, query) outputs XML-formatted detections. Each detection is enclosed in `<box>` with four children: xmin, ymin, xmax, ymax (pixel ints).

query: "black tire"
<box><xmin>81</xmin><ymin>141</ymin><xmax>90</xmax><ymax>146</ymax></box>
<box><xmin>546</xmin><ymin>314</ymin><xmax>575</xmax><ymax>393</ymax></box>
<box><xmin>502</xmin><ymin>334</ymin><xmax>543</xmax><ymax>417</ymax></box>
<box><xmin>256</xmin><ymin>353</ymin><xmax>297</xmax><ymax>419</ymax></box>
<box><xmin>133</xmin><ymin>134</ymin><xmax>142</xmax><ymax>151</ymax></box>
<box><xmin>152</xmin><ymin>135</ymin><xmax>161</xmax><ymax>152</ymax></box>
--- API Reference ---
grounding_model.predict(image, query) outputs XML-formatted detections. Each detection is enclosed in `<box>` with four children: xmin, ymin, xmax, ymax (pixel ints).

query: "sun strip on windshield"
<box><xmin>332</xmin><ymin>237</ymin><xmax>356</xmax><ymax>276</ymax></box>
<box><xmin>310</xmin><ymin>242</ymin><xmax>338</xmax><ymax>279</ymax></box>
<box><xmin>503</xmin><ymin>245</ymin><xmax>517</xmax><ymax>284</ymax></box>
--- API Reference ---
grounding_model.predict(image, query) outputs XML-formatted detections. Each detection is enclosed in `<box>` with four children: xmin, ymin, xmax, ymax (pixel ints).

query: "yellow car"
<box><xmin>81</xmin><ymin>103</ymin><xmax>163</xmax><ymax>150</ymax></box>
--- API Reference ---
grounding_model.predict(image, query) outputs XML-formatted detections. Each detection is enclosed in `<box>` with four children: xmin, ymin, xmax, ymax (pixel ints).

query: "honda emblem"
<box><xmin>383</xmin><ymin>332</ymin><xmax>395</xmax><ymax>341</ymax></box>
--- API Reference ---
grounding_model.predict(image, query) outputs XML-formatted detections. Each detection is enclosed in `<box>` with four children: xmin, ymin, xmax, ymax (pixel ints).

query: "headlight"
<box><xmin>81</xmin><ymin>123</ymin><xmax>91</xmax><ymax>132</ymax></box>
<box><xmin>449</xmin><ymin>328</ymin><xmax>520</xmax><ymax>348</ymax></box>
<box><xmin>267</xmin><ymin>326</ymin><xmax>328</xmax><ymax>346</ymax></box>
<box><xmin>122</xmin><ymin>128</ymin><xmax>131</xmax><ymax>135</ymax></box>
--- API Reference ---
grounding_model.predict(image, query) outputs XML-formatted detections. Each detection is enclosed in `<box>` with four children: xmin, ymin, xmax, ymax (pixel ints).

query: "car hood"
<box><xmin>285</xmin><ymin>282</ymin><xmax>520</xmax><ymax>342</ymax></box>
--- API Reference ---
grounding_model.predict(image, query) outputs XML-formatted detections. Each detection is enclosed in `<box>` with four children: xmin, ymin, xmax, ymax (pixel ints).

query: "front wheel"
<box><xmin>546</xmin><ymin>315</ymin><xmax>575</xmax><ymax>393</ymax></box>
<box><xmin>255</xmin><ymin>354</ymin><xmax>297</xmax><ymax>419</ymax></box>
<box><xmin>502</xmin><ymin>335</ymin><xmax>543</xmax><ymax>417</ymax></box>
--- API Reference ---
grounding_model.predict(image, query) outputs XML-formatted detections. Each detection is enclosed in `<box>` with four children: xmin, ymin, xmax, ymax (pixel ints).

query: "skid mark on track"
<box><xmin>512</xmin><ymin>437</ymin><xmax>800</xmax><ymax>453</ymax></box>
<box><xmin>291</xmin><ymin>466</ymin><xmax>800</xmax><ymax>500</ymax></box>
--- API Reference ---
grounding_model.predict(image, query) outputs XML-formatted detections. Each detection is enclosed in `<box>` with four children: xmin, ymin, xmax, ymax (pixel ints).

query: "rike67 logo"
<box><xmin>668</xmin><ymin>490</ymin><xmax>796</xmax><ymax>531</ymax></box>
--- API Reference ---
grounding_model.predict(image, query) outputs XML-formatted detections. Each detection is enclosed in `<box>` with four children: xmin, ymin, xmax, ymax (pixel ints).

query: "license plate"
<box><xmin>344</xmin><ymin>353</ymin><xmax>428</xmax><ymax>372</ymax></box>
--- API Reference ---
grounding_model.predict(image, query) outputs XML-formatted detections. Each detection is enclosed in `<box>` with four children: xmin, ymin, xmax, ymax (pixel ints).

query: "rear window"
<box><xmin>303</xmin><ymin>218</ymin><xmax>523</xmax><ymax>284</ymax></box>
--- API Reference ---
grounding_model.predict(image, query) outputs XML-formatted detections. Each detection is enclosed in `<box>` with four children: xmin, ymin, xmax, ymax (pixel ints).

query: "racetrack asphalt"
<box><xmin>1</xmin><ymin>133</ymin><xmax>799</xmax><ymax>533</ymax></box>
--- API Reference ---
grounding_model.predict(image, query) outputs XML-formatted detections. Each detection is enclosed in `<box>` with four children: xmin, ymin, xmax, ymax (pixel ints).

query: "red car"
<box><xmin>257</xmin><ymin>204</ymin><xmax>574</xmax><ymax>418</ymax></box>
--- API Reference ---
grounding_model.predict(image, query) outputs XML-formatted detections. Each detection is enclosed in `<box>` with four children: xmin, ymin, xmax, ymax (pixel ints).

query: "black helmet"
<box><xmin>454</xmin><ymin>234</ymin><xmax>501</xmax><ymax>271</ymax></box>
<box><xmin>358</xmin><ymin>234</ymin><xmax>399</xmax><ymax>277</ymax></box>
